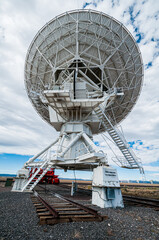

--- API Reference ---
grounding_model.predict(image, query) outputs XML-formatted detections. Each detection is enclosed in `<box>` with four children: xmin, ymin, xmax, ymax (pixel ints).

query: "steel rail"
<box><xmin>36</xmin><ymin>184</ymin><xmax>159</xmax><ymax>211</ymax></box>
<box><xmin>33</xmin><ymin>191</ymin><xmax>59</xmax><ymax>218</ymax></box>
<box><xmin>35</xmin><ymin>185</ymin><xmax>102</xmax><ymax>220</ymax></box>
<box><xmin>123</xmin><ymin>195</ymin><xmax>159</xmax><ymax>203</ymax></box>
<box><xmin>123</xmin><ymin>195</ymin><xmax>159</xmax><ymax>209</ymax></box>
<box><xmin>54</xmin><ymin>193</ymin><xmax>101</xmax><ymax>219</ymax></box>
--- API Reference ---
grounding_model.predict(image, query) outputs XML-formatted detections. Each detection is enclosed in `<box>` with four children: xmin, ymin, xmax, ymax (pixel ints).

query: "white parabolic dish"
<box><xmin>24</xmin><ymin>9</ymin><xmax>143</xmax><ymax>134</ymax></box>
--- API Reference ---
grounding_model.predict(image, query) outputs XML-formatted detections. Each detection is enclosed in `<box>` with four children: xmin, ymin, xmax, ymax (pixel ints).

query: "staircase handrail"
<box><xmin>97</xmin><ymin>105</ymin><xmax>144</xmax><ymax>174</ymax></box>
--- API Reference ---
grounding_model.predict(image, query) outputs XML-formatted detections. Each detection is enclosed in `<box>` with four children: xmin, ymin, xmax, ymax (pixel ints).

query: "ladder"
<box><xmin>21</xmin><ymin>161</ymin><xmax>51</xmax><ymax>192</ymax></box>
<box><xmin>94</xmin><ymin>106</ymin><xmax>144</xmax><ymax>174</ymax></box>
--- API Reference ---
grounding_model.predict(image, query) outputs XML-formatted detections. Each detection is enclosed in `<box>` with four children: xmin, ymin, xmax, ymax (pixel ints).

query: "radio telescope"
<box><xmin>13</xmin><ymin>10</ymin><xmax>144</xmax><ymax>206</ymax></box>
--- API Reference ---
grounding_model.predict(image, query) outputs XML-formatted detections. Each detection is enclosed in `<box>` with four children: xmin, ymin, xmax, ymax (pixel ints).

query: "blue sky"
<box><xmin>0</xmin><ymin>153</ymin><xmax>147</xmax><ymax>181</ymax></box>
<box><xmin>0</xmin><ymin>0</ymin><xmax>159</xmax><ymax>181</ymax></box>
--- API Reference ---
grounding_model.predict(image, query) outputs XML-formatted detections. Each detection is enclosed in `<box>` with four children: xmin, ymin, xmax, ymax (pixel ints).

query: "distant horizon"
<box><xmin>0</xmin><ymin>173</ymin><xmax>91</xmax><ymax>180</ymax></box>
<box><xmin>0</xmin><ymin>173</ymin><xmax>159</xmax><ymax>183</ymax></box>
<box><xmin>1</xmin><ymin>152</ymin><xmax>159</xmax><ymax>182</ymax></box>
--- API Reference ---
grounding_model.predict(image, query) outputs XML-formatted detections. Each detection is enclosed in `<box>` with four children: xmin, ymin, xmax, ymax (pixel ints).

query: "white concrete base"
<box><xmin>12</xmin><ymin>178</ymin><xmax>28</xmax><ymax>192</ymax></box>
<box><xmin>92</xmin><ymin>166</ymin><xmax>124</xmax><ymax>208</ymax></box>
<box><xmin>92</xmin><ymin>186</ymin><xmax>124</xmax><ymax>208</ymax></box>
<box><xmin>12</xmin><ymin>168</ymin><xmax>31</xmax><ymax>192</ymax></box>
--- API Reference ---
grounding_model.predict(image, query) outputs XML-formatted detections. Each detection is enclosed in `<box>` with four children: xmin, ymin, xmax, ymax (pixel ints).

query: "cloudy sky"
<box><xmin>0</xmin><ymin>0</ymin><xmax>159</xmax><ymax>181</ymax></box>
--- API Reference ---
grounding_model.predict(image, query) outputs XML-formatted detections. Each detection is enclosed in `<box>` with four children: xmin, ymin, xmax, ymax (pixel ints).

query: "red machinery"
<box><xmin>29</xmin><ymin>168</ymin><xmax>60</xmax><ymax>184</ymax></box>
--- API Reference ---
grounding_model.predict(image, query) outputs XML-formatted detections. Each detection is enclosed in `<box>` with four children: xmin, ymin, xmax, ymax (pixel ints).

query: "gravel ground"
<box><xmin>0</xmin><ymin>187</ymin><xmax>159</xmax><ymax>240</ymax></box>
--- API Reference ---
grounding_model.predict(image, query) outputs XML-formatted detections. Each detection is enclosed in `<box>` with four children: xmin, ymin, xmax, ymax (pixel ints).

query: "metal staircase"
<box><xmin>21</xmin><ymin>161</ymin><xmax>51</xmax><ymax>192</ymax></box>
<box><xmin>94</xmin><ymin>106</ymin><xmax>144</xmax><ymax>174</ymax></box>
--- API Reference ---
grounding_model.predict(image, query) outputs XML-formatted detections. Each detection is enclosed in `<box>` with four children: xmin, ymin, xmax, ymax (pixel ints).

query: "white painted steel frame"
<box><xmin>25</xmin><ymin>9</ymin><xmax>143</xmax><ymax>132</ymax></box>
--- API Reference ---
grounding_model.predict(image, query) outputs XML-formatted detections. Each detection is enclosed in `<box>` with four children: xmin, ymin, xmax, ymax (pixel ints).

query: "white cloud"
<box><xmin>148</xmin><ymin>173</ymin><xmax>159</xmax><ymax>178</ymax></box>
<box><xmin>143</xmin><ymin>166</ymin><xmax>159</xmax><ymax>172</ymax></box>
<box><xmin>0</xmin><ymin>0</ymin><xmax>81</xmax><ymax>155</ymax></box>
<box><xmin>0</xmin><ymin>0</ymin><xmax>159</xmax><ymax>179</ymax></box>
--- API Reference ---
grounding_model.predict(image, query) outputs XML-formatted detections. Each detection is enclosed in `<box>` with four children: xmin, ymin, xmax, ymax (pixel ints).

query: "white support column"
<box><xmin>59</xmin><ymin>132</ymin><xmax>83</xmax><ymax>158</ymax></box>
<box><xmin>57</xmin><ymin>134</ymin><xmax>66</xmax><ymax>153</ymax></box>
<box><xmin>82</xmin><ymin>132</ymin><xmax>98</xmax><ymax>153</ymax></box>
<box><xmin>71</xmin><ymin>181</ymin><xmax>78</xmax><ymax>196</ymax></box>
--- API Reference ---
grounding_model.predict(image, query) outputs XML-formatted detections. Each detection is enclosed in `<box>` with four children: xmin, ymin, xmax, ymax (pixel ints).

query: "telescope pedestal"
<box><xmin>52</xmin><ymin>122</ymin><xmax>107</xmax><ymax>170</ymax></box>
<box><xmin>12</xmin><ymin>122</ymin><xmax>108</xmax><ymax>192</ymax></box>
<box><xmin>92</xmin><ymin>166</ymin><xmax>124</xmax><ymax>208</ymax></box>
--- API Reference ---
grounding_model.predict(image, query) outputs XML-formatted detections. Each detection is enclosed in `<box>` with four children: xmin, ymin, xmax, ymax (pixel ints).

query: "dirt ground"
<box><xmin>121</xmin><ymin>186</ymin><xmax>159</xmax><ymax>199</ymax></box>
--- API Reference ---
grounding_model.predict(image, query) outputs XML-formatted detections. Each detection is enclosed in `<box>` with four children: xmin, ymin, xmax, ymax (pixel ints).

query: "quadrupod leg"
<box><xmin>12</xmin><ymin>137</ymin><xmax>60</xmax><ymax>192</ymax></box>
<box><xmin>53</xmin><ymin>131</ymin><xmax>107</xmax><ymax>168</ymax></box>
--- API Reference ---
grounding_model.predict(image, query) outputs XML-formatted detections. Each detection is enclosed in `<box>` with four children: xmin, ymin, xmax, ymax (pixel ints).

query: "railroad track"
<box><xmin>31</xmin><ymin>190</ymin><xmax>108</xmax><ymax>225</ymax></box>
<box><xmin>58</xmin><ymin>183</ymin><xmax>92</xmax><ymax>195</ymax></box>
<box><xmin>35</xmin><ymin>184</ymin><xmax>159</xmax><ymax>213</ymax></box>
<box><xmin>123</xmin><ymin>195</ymin><xmax>159</xmax><ymax>211</ymax></box>
<box><xmin>36</xmin><ymin>183</ymin><xmax>92</xmax><ymax>196</ymax></box>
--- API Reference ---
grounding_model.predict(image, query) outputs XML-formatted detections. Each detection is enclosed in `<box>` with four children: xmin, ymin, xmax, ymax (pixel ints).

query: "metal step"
<box><xmin>94</xmin><ymin>106</ymin><xmax>144</xmax><ymax>174</ymax></box>
<box><xmin>29</xmin><ymin>167</ymin><xmax>50</xmax><ymax>191</ymax></box>
<box><xmin>21</xmin><ymin>161</ymin><xmax>51</xmax><ymax>192</ymax></box>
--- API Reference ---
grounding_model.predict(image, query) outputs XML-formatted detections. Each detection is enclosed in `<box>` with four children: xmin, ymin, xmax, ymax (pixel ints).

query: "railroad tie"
<box><xmin>31</xmin><ymin>192</ymin><xmax>108</xmax><ymax>225</ymax></box>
